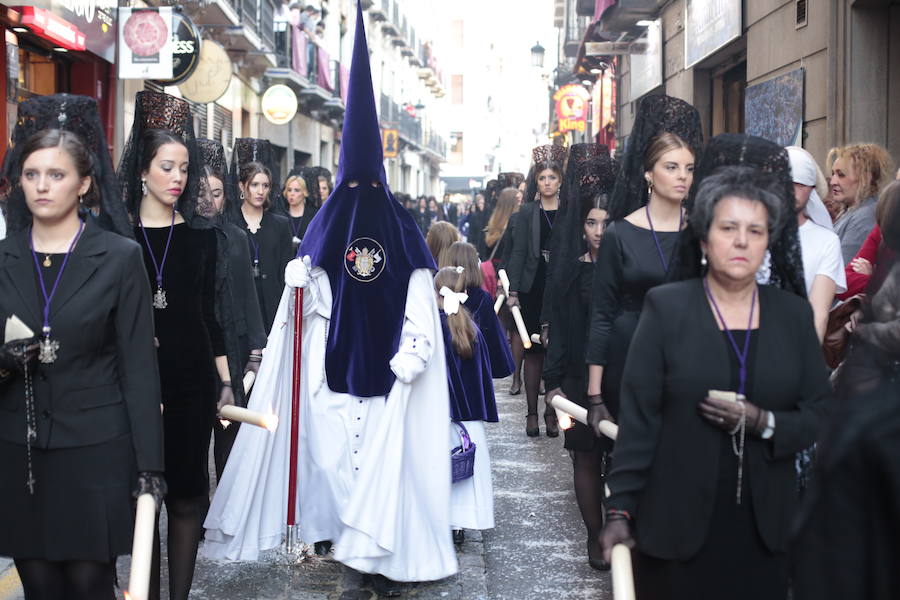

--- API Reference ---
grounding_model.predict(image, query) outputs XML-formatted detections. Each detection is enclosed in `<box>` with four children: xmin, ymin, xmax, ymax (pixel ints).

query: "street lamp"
<box><xmin>530</xmin><ymin>42</ymin><xmax>545</xmax><ymax>68</ymax></box>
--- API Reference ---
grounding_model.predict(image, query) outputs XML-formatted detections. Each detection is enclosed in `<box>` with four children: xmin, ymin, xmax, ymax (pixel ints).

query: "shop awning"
<box><xmin>573</xmin><ymin>0</ymin><xmax>664</xmax><ymax>73</ymax></box>
<box><xmin>595</xmin><ymin>0</ymin><xmax>666</xmax><ymax>34</ymax></box>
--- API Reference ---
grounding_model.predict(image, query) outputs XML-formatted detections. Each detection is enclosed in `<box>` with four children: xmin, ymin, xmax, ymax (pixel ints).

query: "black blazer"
<box><xmin>506</xmin><ymin>202</ymin><xmax>542</xmax><ymax>294</ymax></box>
<box><xmin>607</xmin><ymin>279</ymin><xmax>831</xmax><ymax>559</ymax></box>
<box><xmin>0</xmin><ymin>221</ymin><xmax>164</xmax><ymax>472</ymax></box>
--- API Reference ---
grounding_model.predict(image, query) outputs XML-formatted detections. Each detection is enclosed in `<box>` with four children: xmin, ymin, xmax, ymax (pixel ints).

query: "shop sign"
<box><xmin>630</xmin><ymin>19</ymin><xmax>662</xmax><ymax>100</ymax></box>
<box><xmin>20</xmin><ymin>0</ymin><xmax>116</xmax><ymax>62</ymax></box>
<box><xmin>6</xmin><ymin>30</ymin><xmax>18</xmax><ymax>102</ymax></box>
<box><xmin>151</xmin><ymin>12</ymin><xmax>200</xmax><ymax>86</ymax></box>
<box><xmin>553</xmin><ymin>84</ymin><xmax>591</xmax><ymax>134</ymax></box>
<box><xmin>261</xmin><ymin>84</ymin><xmax>298</xmax><ymax>125</ymax></box>
<box><xmin>685</xmin><ymin>0</ymin><xmax>742</xmax><ymax>68</ymax></box>
<box><xmin>118</xmin><ymin>7</ymin><xmax>174</xmax><ymax>80</ymax></box>
<box><xmin>382</xmin><ymin>128</ymin><xmax>399</xmax><ymax>158</ymax></box>
<box><xmin>179</xmin><ymin>40</ymin><xmax>232</xmax><ymax>104</ymax></box>
<box><xmin>19</xmin><ymin>6</ymin><xmax>85</xmax><ymax>51</ymax></box>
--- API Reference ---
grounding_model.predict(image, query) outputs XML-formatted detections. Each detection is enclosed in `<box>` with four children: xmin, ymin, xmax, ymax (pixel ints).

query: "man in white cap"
<box><xmin>787</xmin><ymin>145</ymin><xmax>846</xmax><ymax>341</ymax></box>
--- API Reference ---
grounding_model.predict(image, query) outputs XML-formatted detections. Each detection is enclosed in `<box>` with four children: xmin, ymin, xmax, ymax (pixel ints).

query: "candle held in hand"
<box><xmin>611</xmin><ymin>544</ymin><xmax>636</xmax><ymax>600</ymax></box>
<box><xmin>128</xmin><ymin>493</ymin><xmax>156</xmax><ymax>600</ymax></box>
<box><xmin>219</xmin><ymin>405</ymin><xmax>279</xmax><ymax>432</ymax></box>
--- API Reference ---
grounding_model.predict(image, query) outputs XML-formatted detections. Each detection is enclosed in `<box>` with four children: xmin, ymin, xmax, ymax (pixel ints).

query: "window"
<box><xmin>449</xmin><ymin>131</ymin><xmax>463</xmax><ymax>165</ymax></box>
<box><xmin>451</xmin><ymin>74</ymin><xmax>464</xmax><ymax>105</ymax></box>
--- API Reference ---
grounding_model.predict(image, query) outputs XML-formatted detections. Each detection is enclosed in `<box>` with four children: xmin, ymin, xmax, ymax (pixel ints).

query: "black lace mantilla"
<box><xmin>606</xmin><ymin>94</ymin><xmax>704</xmax><ymax>222</ymax></box>
<box><xmin>1</xmin><ymin>94</ymin><xmax>131</xmax><ymax>237</ymax></box>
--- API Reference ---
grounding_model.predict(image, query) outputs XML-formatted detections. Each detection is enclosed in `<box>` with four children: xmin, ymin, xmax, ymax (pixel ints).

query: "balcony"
<box><xmin>188</xmin><ymin>0</ymin><xmax>277</xmax><ymax>69</ymax></box>
<box><xmin>369</xmin><ymin>0</ymin><xmax>388</xmax><ymax>21</ymax></box>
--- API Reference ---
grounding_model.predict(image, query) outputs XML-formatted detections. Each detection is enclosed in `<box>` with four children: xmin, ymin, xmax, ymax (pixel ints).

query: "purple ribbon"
<box><xmin>645</xmin><ymin>204</ymin><xmax>683</xmax><ymax>273</ymax></box>
<box><xmin>248</xmin><ymin>231</ymin><xmax>261</xmax><ymax>267</ymax></box>
<box><xmin>29</xmin><ymin>221</ymin><xmax>85</xmax><ymax>336</ymax></box>
<box><xmin>138</xmin><ymin>208</ymin><xmax>176</xmax><ymax>290</ymax></box>
<box><xmin>704</xmin><ymin>278</ymin><xmax>757</xmax><ymax>396</ymax></box>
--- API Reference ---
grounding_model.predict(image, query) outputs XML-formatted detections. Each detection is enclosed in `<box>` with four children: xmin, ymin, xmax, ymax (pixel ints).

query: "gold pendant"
<box><xmin>42</xmin><ymin>255</ymin><xmax>51</xmax><ymax>268</ymax></box>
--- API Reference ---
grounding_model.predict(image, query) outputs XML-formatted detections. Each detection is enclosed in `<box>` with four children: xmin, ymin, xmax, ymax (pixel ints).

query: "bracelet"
<box><xmin>607</xmin><ymin>508</ymin><xmax>631</xmax><ymax>521</ymax></box>
<box><xmin>221</xmin><ymin>381</ymin><xmax>232</xmax><ymax>387</ymax></box>
<box><xmin>587</xmin><ymin>394</ymin><xmax>604</xmax><ymax>406</ymax></box>
<box><xmin>248</xmin><ymin>355</ymin><xmax>262</xmax><ymax>362</ymax></box>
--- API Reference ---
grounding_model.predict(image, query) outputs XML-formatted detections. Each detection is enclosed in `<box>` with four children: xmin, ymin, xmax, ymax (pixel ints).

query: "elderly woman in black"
<box><xmin>600</xmin><ymin>166</ymin><xmax>831</xmax><ymax>600</ymax></box>
<box><xmin>507</xmin><ymin>144</ymin><xmax>567</xmax><ymax>437</ymax></box>
<box><xmin>0</xmin><ymin>97</ymin><xmax>163</xmax><ymax>599</ymax></box>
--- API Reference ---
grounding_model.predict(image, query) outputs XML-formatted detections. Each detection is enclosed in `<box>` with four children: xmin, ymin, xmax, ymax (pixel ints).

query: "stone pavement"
<box><xmin>0</xmin><ymin>376</ymin><xmax>611</xmax><ymax>599</ymax></box>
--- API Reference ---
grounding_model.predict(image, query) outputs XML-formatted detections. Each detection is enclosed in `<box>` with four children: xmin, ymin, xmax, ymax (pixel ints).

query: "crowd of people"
<box><xmin>0</xmin><ymin>8</ymin><xmax>899</xmax><ymax>600</ymax></box>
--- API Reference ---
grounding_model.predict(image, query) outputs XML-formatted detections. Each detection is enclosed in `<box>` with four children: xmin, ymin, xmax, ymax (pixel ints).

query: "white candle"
<box><xmin>554</xmin><ymin>407</ymin><xmax>573</xmax><ymax>430</ymax></box>
<box><xmin>243</xmin><ymin>371</ymin><xmax>256</xmax><ymax>395</ymax></box>
<box><xmin>127</xmin><ymin>493</ymin><xmax>156</xmax><ymax>600</ymax></box>
<box><xmin>219</xmin><ymin>405</ymin><xmax>279</xmax><ymax>432</ymax></box>
<box><xmin>611</xmin><ymin>544</ymin><xmax>636</xmax><ymax>600</ymax></box>
<box><xmin>497</xmin><ymin>269</ymin><xmax>511</xmax><ymax>295</ymax></box>
<box><xmin>548</xmin><ymin>394</ymin><xmax>618</xmax><ymax>440</ymax></box>
<box><xmin>530</xmin><ymin>333</ymin><xmax>541</xmax><ymax>345</ymax></box>
<box><xmin>493</xmin><ymin>294</ymin><xmax>505</xmax><ymax>314</ymax></box>
<box><xmin>510</xmin><ymin>306</ymin><xmax>532</xmax><ymax>350</ymax></box>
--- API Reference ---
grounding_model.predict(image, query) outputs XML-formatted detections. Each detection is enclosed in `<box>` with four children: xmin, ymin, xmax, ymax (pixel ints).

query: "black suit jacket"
<box><xmin>0</xmin><ymin>221</ymin><xmax>164</xmax><ymax>472</ymax></box>
<box><xmin>608</xmin><ymin>279</ymin><xmax>831</xmax><ymax>559</ymax></box>
<box><xmin>506</xmin><ymin>202</ymin><xmax>542</xmax><ymax>294</ymax></box>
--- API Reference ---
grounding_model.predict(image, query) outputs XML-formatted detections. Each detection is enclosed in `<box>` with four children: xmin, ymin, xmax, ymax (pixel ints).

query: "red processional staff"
<box><xmin>286</xmin><ymin>287</ymin><xmax>303</xmax><ymax>552</ymax></box>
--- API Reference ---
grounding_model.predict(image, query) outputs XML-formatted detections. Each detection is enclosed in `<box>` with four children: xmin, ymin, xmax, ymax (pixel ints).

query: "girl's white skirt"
<box><xmin>449</xmin><ymin>420</ymin><xmax>494</xmax><ymax>530</ymax></box>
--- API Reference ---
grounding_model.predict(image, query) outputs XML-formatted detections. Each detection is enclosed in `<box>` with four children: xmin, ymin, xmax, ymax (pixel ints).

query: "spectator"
<box><xmin>429</xmin><ymin>197</ymin><xmax>446</xmax><ymax>225</ymax></box>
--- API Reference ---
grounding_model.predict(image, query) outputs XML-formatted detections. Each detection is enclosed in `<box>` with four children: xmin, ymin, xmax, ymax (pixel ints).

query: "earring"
<box><xmin>78</xmin><ymin>194</ymin><xmax>84</xmax><ymax>205</ymax></box>
<box><xmin>646</xmin><ymin>180</ymin><xmax>653</xmax><ymax>200</ymax></box>
<box><xmin>701</xmin><ymin>253</ymin><xmax>708</xmax><ymax>267</ymax></box>
<box><xmin>240</xmin><ymin>191</ymin><xmax>245</xmax><ymax>200</ymax></box>
<box><xmin>534</xmin><ymin>191</ymin><xmax>540</xmax><ymax>203</ymax></box>
<box><xmin>141</xmin><ymin>180</ymin><xmax>147</xmax><ymax>196</ymax></box>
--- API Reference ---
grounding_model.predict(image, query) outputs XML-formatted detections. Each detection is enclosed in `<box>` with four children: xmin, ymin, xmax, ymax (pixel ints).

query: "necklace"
<box><xmin>248</xmin><ymin>231</ymin><xmax>262</xmax><ymax>278</ymax></box>
<box><xmin>645</xmin><ymin>203</ymin><xmax>683</xmax><ymax>272</ymax></box>
<box><xmin>704</xmin><ymin>277</ymin><xmax>758</xmax><ymax>504</ymax></box>
<box><xmin>138</xmin><ymin>208</ymin><xmax>177</xmax><ymax>310</ymax></box>
<box><xmin>29</xmin><ymin>220</ymin><xmax>85</xmax><ymax>364</ymax></box>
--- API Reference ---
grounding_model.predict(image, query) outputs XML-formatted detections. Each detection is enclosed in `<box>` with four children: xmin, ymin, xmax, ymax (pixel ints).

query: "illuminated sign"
<box><xmin>261</xmin><ymin>84</ymin><xmax>298</xmax><ymax>125</ymax></box>
<box><xmin>19</xmin><ymin>6</ymin><xmax>86</xmax><ymax>51</ymax></box>
<box><xmin>553</xmin><ymin>84</ymin><xmax>591</xmax><ymax>134</ymax></box>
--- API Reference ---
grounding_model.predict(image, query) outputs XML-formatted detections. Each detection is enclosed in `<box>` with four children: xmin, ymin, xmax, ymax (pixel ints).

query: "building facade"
<box><xmin>565</xmin><ymin>0</ymin><xmax>900</xmax><ymax>166</ymax></box>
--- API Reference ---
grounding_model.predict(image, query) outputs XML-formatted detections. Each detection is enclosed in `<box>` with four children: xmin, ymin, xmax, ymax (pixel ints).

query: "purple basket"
<box><xmin>450</xmin><ymin>421</ymin><xmax>476</xmax><ymax>483</ymax></box>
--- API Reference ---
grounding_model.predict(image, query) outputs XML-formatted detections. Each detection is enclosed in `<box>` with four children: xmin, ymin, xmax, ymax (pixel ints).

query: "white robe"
<box><xmin>204</xmin><ymin>268</ymin><xmax>458</xmax><ymax>582</ymax></box>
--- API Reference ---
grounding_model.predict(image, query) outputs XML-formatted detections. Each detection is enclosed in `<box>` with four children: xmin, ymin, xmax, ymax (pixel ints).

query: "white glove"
<box><xmin>285</xmin><ymin>255</ymin><xmax>312</xmax><ymax>289</ymax></box>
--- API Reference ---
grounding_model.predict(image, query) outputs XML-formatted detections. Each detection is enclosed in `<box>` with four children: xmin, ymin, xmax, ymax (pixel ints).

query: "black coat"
<box><xmin>224</xmin><ymin>222</ymin><xmax>267</xmax><ymax>351</ymax></box>
<box><xmin>0</xmin><ymin>221</ymin><xmax>164</xmax><ymax>472</ymax></box>
<box><xmin>506</xmin><ymin>203</ymin><xmax>543</xmax><ymax>295</ymax></box>
<box><xmin>607</xmin><ymin>280</ymin><xmax>831</xmax><ymax>559</ymax></box>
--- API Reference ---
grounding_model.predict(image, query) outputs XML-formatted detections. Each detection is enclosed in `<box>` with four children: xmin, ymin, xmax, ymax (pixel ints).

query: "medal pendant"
<box><xmin>252</xmin><ymin>265</ymin><xmax>261</xmax><ymax>278</ymax></box>
<box><xmin>42</xmin><ymin>255</ymin><xmax>51</xmax><ymax>268</ymax></box>
<box><xmin>38</xmin><ymin>336</ymin><xmax>59</xmax><ymax>364</ymax></box>
<box><xmin>153</xmin><ymin>286</ymin><xmax>168</xmax><ymax>310</ymax></box>
<box><xmin>292</xmin><ymin>236</ymin><xmax>301</xmax><ymax>248</ymax></box>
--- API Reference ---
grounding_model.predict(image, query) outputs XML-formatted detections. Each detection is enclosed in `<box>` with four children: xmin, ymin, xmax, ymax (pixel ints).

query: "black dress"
<box><xmin>518</xmin><ymin>208</ymin><xmax>555</xmax><ymax>349</ymax></box>
<box><xmin>585</xmin><ymin>219</ymin><xmax>679</xmax><ymax>416</ymax></box>
<box><xmin>634</xmin><ymin>330</ymin><xmax>789</xmax><ymax>600</ymax></box>
<box><xmin>287</xmin><ymin>201</ymin><xmax>318</xmax><ymax>250</ymax></box>
<box><xmin>137</xmin><ymin>223</ymin><xmax>225</xmax><ymax>499</ymax></box>
<box><xmin>239</xmin><ymin>211</ymin><xmax>294</xmax><ymax>332</ymax></box>
<box><xmin>544</xmin><ymin>260</ymin><xmax>599</xmax><ymax>451</ymax></box>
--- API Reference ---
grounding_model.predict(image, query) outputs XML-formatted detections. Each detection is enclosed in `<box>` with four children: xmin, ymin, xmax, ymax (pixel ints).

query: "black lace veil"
<box><xmin>522</xmin><ymin>145</ymin><xmax>568</xmax><ymax>209</ymax></box>
<box><xmin>546</xmin><ymin>153</ymin><xmax>619</xmax><ymax>318</ymax></box>
<box><xmin>197</xmin><ymin>138</ymin><xmax>237</xmax><ymax>220</ymax></box>
<box><xmin>1</xmin><ymin>94</ymin><xmax>131</xmax><ymax>237</ymax></box>
<box><xmin>672</xmin><ymin>133</ymin><xmax>806</xmax><ymax>297</ymax></box>
<box><xmin>606</xmin><ymin>94</ymin><xmax>703</xmax><ymax>222</ymax></box>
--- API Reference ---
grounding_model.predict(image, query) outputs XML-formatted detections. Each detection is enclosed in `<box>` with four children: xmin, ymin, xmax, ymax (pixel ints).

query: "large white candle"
<box><xmin>219</xmin><ymin>405</ymin><xmax>279</xmax><ymax>432</ymax></box>
<box><xmin>243</xmin><ymin>371</ymin><xmax>256</xmax><ymax>395</ymax></box>
<box><xmin>611</xmin><ymin>544</ymin><xmax>636</xmax><ymax>600</ymax></box>
<box><xmin>127</xmin><ymin>493</ymin><xmax>156</xmax><ymax>600</ymax></box>
<box><xmin>510</xmin><ymin>306</ymin><xmax>532</xmax><ymax>350</ymax></box>
<box><xmin>493</xmin><ymin>294</ymin><xmax>505</xmax><ymax>314</ymax></box>
<box><xmin>548</xmin><ymin>394</ymin><xmax>618</xmax><ymax>440</ymax></box>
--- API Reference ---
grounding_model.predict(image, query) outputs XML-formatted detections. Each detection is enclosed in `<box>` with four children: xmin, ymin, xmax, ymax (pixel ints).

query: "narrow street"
<box><xmin>0</xmin><ymin>376</ymin><xmax>611</xmax><ymax>599</ymax></box>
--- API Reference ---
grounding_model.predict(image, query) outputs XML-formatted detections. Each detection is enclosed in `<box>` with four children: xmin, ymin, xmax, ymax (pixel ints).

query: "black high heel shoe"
<box><xmin>544</xmin><ymin>412</ymin><xmax>559</xmax><ymax>438</ymax></box>
<box><xmin>526</xmin><ymin>413</ymin><xmax>539</xmax><ymax>437</ymax></box>
<box><xmin>510</xmin><ymin>379</ymin><xmax>522</xmax><ymax>395</ymax></box>
<box><xmin>363</xmin><ymin>573</ymin><xmax>404</xmax><ymax>597</ymax></box>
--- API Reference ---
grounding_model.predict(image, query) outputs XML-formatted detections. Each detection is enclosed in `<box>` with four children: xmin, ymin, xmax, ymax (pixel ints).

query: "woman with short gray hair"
<box><xmin>599</xmin><ymin>164</ymin><xmax>830</xmax><ymax>600</ymax></box>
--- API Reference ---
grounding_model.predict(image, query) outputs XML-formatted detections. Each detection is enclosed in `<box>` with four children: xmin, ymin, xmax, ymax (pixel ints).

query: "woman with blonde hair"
<box><xmin>827</xmin><ymin>143</ymin><xmax>894</xmax><ymax>263</ymax></box>
<box><xmin>281</xmin><ymin>174</ymin><xmax>318</xmax><ymax>248</ymax></box>
<box><xmin>426</xmin><ymin>221</ymin><xmax>461</xmax><ymax>264</ymax></box>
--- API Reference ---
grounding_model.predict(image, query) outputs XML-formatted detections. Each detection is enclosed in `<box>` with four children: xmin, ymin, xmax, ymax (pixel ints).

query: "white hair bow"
<box><xmin>439</xmin><ymin>286</ymin><xmax>469</xmax><ymax>315</ymax></box>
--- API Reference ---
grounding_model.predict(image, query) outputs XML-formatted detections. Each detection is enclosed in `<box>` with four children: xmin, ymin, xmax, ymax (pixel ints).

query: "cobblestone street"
<box><xmin>0</xmin><ymin>376</ymin><xmax>611</xmax><ymax>599</ymax></box>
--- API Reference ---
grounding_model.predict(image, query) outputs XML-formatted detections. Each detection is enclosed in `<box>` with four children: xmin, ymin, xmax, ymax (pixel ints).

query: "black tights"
<box><xmin>572</xmin><ymin>447</ymin><xmax>608</xmax><ymax>561</ymax></box>
<box><xmin>509</xmin><ymin>331</ymin><xmax>524</xmax><ymax>387</ymax></box>
<box><xmin>213</xmin><ymin>421</ymin><xmax>240</xmax><ymax>482</ymax></box>
<box><xmin>149</xmin><ymin>494</ymin><xmax>209</xmax><ymax>600</ymax></box>
<box><xmin>15</xmin><ymin>558</ymin><xmax>116</xmax><ymax>600</ymax></box>
<box><xmin>523</xmin><ymin>352</ymin><xmax>547</xmax><ymax>417</ymax></box>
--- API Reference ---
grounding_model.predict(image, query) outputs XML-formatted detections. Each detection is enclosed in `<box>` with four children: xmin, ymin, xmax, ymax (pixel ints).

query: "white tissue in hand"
<box><xmin>285</xmin><ymin>255</ymin><xmax>312</xmax><ymax>288</ymax></box>
<box><xmin>5</xmin><ymin>315</ymin><xmax>34</xmax><ymax>343</ymax></box>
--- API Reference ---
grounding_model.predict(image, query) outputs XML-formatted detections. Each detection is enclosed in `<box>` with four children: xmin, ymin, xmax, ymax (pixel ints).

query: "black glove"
<box><xmin>243</xmin><ymin>353</ymin><xmax>262</xmax><ymax>376</ymax></box>
<box><xmin>539</xmin><ymin>324</ymin><xmax>549</xmax><ymax>348</ymax></box>
<box><xmin>134</xmin><ymin>471</ymin><xmax>167</xmax><ymax>508</ymax></box>
<box><xmin>0</xmin><ymin>338</ymin><xmax>40</xmax><ymax>374</ymax></box>
<box><xmin>599</xmin><ymin>514</ymin><xmax>635</xmax><ymax>564</ymax></box>
<box><xmin>587</xmin><ymin>394</ymin><xmax>614</xmax><ymax>438</ymax></box>
<box><xmin>217</xmin><ymin>382</ymin><xmax>235</xmax><ymax>413</ymax></box>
